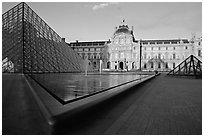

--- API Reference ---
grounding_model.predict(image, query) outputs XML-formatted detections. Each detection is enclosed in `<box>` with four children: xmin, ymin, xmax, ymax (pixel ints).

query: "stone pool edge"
<box><xmin>25</xmin><ymin>73</ymin><xmax>159</xmax><ymax>126</ymax></box>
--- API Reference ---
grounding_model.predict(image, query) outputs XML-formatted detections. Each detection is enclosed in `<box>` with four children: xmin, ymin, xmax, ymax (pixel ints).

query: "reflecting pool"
<box><xmin>28</xmin><ymin>73</ymin><xmax>150</xmax><ymax>104</ymax></box>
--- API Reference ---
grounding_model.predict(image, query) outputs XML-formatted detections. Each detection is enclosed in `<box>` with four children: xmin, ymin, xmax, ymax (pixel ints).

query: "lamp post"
<box><xmin>139</xmin><ymin>40</ymin><xmax>142</xmax><ymax>71</ymax></box>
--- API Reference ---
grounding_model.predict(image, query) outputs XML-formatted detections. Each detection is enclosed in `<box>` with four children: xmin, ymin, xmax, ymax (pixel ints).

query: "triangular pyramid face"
<box><xmin>167</xmin><ymin>55</ymin><xmax>202</xmax><ymax>77</ymax></box>
<box><xmin>2</xmin><ymin>3</ymin><xmax>88</xmax><ymax>73</ymax></box>
<box><xmin>2</xmin><ymin>3</ymin><xmax>24</xmax><ymax>72</ymax></box>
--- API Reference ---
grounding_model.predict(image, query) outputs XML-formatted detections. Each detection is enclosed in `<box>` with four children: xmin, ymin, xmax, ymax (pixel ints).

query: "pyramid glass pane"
<box><xmin>2</xmin><ymin>2</ymin><xmax>89</xmax><ymax>73</ymax></box>
<box><xmin>2</xmin><ymin>3</ymin><xmax>24</xmax><ymax>73</ymax></box>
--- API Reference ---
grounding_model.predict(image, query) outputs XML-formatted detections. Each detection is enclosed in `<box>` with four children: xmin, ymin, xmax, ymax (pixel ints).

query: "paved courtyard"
<box><xmin>53</xmin><ymin>74</ymin><xmax>202</xmax><ymax>135</ymax></box>
<box><xmin>2</xmin><ymin>73</ymin><xmax>202</xmax><ymax>135</ymax></box>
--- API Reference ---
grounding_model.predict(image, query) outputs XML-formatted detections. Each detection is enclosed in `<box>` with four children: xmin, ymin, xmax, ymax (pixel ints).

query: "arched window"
<box><xmin>144</xmin><ymin>63</ymin><xmax>147</xmax><ymax>69</ymax></box>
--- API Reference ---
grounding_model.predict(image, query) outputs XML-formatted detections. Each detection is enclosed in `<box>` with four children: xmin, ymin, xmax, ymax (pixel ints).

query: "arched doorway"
<box><xmin>119</xmin><ymin>62</ymin><xmax>123</xmax><ymax>70</ymax></box>
<box><xmin>132</xmin><ymin>62</ymin><xmax>135</xmax><ymax>69</ymax></box>
<box><xmin>93</xmin><ymin>61</ymin><xmax>97</xmax><ymax>68</ymax></box>
<box><xmin>107</xmin><ymin>62</ymin><xmax>110</xmax><ymax>69</ymax></box>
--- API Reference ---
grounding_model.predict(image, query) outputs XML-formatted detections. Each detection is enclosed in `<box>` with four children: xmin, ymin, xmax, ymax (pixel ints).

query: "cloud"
<box><xmin>92</xmin><ymin>2</ymin><xmax>118</xmax><ymax>11</ymax></box>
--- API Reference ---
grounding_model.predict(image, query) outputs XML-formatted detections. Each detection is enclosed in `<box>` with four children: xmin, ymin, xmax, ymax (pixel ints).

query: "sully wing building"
<box><xmin>69</xmin><ymin>20</ymin><xmax>202</xmax><ymax>71</ymax></box>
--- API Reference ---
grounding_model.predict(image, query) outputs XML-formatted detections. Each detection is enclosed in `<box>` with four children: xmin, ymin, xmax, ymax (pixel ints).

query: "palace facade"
<box><xmin>69</xmin><ymin>20</ymin><xmax>202</xmax><ymax>71</ymax></box>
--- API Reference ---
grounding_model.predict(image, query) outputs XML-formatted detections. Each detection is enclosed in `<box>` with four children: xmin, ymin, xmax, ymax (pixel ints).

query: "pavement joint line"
<box><xmin>24</xmin><ymin>74</ymin><xmax>55</xmax><ymax>126</ymax></box>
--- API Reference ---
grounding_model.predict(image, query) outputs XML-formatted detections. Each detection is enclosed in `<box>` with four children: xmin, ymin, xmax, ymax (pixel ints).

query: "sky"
<box><xmin>2</xmin><ymin>2</ymin><xmax>202</xmax><ymax>43</ymax></box>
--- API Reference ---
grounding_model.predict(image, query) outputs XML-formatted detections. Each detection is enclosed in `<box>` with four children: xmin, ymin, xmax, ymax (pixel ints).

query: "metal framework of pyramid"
<box><xmin>167</xmin><ymin>55</ymin><xmax>202</xmax><ymax>77</ymax></box>
<box><xmin>2</xmin><ymin>2</ymin><xmax>90</xmax><ymax>73</ymax></box>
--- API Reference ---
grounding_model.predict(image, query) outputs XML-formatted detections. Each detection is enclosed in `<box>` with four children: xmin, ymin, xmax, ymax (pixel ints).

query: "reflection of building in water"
<box><xmin>69</xmin><ymin>20</ymin><xmax>202</xmax><ymax>71</ymax></box>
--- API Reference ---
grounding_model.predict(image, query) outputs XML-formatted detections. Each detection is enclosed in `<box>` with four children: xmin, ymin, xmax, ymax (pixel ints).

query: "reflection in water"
<box><xmin>28</xmin><ymin>73</ymin><xmax>149</xmax><ymax>104</ymax></box>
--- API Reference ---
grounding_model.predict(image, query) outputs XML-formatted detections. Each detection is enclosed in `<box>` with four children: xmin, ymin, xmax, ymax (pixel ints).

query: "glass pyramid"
<box><xmin>167</xmin><ymin>55</ymin><xmax>202</xmax><ymax>77</ymax></box>
<box><xmin>2</xmin><ymin>2</ymin><xmax>89</xmax><ymax>73</ymax></box>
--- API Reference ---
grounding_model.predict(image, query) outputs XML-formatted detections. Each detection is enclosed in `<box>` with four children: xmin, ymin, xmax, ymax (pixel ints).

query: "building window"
<box><xmin>97</xmin><ymin>55</ymin><xmax>100</xmax><ymax>59</ymax></box>
<box><xmin>173</xmin><ymin>47</ymin><xmax>175</xmax><ymax>50</ymax></box>
<box><xmin>185</xmin><ymin>46</ymin><xmax>188</xmax><ymax>50</ymax></box>
<box><xmin>93</xmin><ymin>62</ymin><xmax>96</xmax><ymax>68</ymax></box>
<box><xmin>166</xmin><ymin>47</ymin><xmax>168</xmax><ymax>50</ymax></box>
<box><xmin>151</xmin><ymin>47</ymin><xmax>153</xmax><ymax>50</ymax></box>
<box><xmin>173</xmin><ymin>62</ymin><xmax>175</xmax><ymax>68</ymax></box>
<box><xmin>164</xmin><ymin>42</ymin><xmax>170</xmax><ymax>44</ymax></box>
<box><xmin>173</xmin><ymin>53</ymin><xmax>176</xmax><ymax>59</ymax></box>
<box><xmin>144</xmin><ymin>53</ymin><xmax>147</xmax><ymax>59</ymax></box>
<box><xmin>165</xmin><ymin>63</ymin><xmax>168</xmax><ymax>68</ymax></box>
<box><xmin>198</xmin><ymin>50</ymin><xmax>201</xmax><ymax>57</ymax></box>
<box><xmin>198</xmin><ymin>42</ymin><xmax>200</xmax><ymax>45</ymax></box>
<box><xmin>144</xmin><ymin>63</ymin><xmax>147</xmax><ymax>69</ymax></box>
